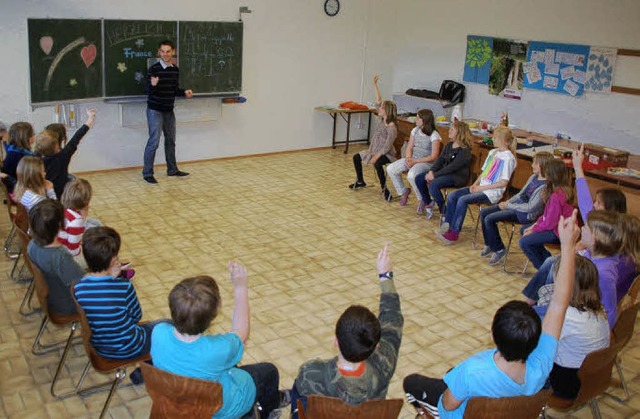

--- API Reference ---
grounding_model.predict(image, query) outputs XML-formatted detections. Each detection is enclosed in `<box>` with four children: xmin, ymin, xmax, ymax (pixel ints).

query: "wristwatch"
<box><xmin>378</xmin><ymin>271</ymin><xmax>394</xmax><ymax>280</ymax></box>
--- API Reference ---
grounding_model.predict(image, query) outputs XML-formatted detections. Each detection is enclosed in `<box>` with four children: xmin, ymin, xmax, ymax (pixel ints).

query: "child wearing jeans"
<box><xmin>151</xmin><ymin>264</ymin><xmax>288</xmax><ymax>418</ymax></box>
<box><xmin>435</xmin><ymin>126</ymin><xmax>516</xmax><ymax>245</ymax></box>
<box><xmin>74</xmin><ymin>227</ymin><xmax>159</xmax><ymax>360</ymax></box>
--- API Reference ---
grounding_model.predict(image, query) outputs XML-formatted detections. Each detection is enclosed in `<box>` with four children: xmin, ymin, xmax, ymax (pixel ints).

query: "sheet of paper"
<box><xmin>561</xmin><ymin>65</ymin><xmax>575</xmax><ymax>80</ymax></box>
<box><xmin>545</xmin><ymin>63</ymin><xmax>560</xmax><ymax>75</ymax></box>
<box><xmin>531</xmin><ymin>51</ymin><xmax>545</xmax><ymax>63</ymax></box>
<box><xmin>523</xmin><ymin>62</ymin><xmax>536</xmax><ymax>74</ymax></box>
<box><xmin>563</xmin><ymin>79</ymin><xmax>580</xmax><ymax>96</ymax></box>
<box><xmin>556</xmin><ymin>52</ymin><xmax>585</xmax><ymax>66</ymax></box>
<box><xmin>543</xmin><ymin>76</ymin><xmax>558</xmax><ymax>89</ymax></box>
<box><xmin>572</xmin><ymin>69</ymin><xmax>586</xmax><ymax>84</ymax></box>
<box><xmin>526</xmin><ymin>66</ymin><xmax>542</xmax><ymax>84</ymax></box>
<box><xmin>544</xmin><ymin>49</ymin><xmax>555</xmax><ymax>66</ymax></box>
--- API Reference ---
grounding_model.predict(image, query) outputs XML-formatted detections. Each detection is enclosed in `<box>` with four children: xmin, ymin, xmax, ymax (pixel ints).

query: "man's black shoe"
<box><xmin>168</xmin><ymin>170</ymin><xmax>190</xmax><ymax>177</ymax></box>
<box><xmin>143</xmin><ymin>176</ymin><xmax>158</xmax><ymax>184</ymax></box>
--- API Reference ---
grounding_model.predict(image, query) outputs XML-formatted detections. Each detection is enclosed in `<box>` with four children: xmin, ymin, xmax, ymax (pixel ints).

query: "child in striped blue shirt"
<box><xmin>74</xmin><ymin>227</ymin><xmax>160</xmax><ymax>360</ymax></box>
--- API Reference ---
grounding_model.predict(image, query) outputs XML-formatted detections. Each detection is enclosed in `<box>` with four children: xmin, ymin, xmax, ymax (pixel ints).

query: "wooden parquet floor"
<box><xmin>1</xmin><ymin>146</ymin><xmax>640</xmax><ymax>418</ymax></box>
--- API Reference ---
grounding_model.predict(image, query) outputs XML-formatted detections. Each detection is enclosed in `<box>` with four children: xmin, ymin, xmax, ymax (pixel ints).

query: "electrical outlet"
<box><xmin>356</xmin><ymin>121</ymin><xmax>364</xmax><ymax>130</ymax></box>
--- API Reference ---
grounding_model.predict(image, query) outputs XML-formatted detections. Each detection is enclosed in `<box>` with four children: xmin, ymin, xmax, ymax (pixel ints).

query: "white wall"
<box><xmin>0</xmin><ymin>0</ymin><xmax>390</xmax><ymax>172</ymax></box>
<box><xmin>391</xmin><ymin>0</ymin><xmax>640</xmax><ymax>152</ymax></box>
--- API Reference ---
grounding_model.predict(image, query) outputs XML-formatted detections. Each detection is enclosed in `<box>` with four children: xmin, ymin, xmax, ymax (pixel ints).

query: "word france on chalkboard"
<box><xmin>104</xmin><ymin>20</ymin><xmax>177</xmax><ymax>98</ymax></box>
<box><xmin>178</xmin><ymin>21</ymin><xmax>243</xmax><ymax>94</ymax></box>
<box><xmin>28</xmin><ymin>19</ymin><xmax>102</xmax><ymax>104</ymax></box>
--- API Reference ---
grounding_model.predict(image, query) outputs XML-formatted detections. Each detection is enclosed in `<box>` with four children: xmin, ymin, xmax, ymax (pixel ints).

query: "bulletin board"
<box><xmin>523</xmin><ymin>41</ymin><xmax>590</xmax><ymax>96</ymax></box>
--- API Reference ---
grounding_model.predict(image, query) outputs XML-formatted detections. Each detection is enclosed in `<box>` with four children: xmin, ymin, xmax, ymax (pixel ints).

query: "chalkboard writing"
<box><xmin>178</xmin><ymin>21</ymin><xmax>243</xmax><ymax>94</ymax></box>
<box><xmin>28</xmin><ymin>19</ymin><xmax>102</xmax><ymax>104</ymax></box>
<box><xmin>104</xmin><ymin>20</ymin><xmax>177</xmax><ymax>97</ymax></box>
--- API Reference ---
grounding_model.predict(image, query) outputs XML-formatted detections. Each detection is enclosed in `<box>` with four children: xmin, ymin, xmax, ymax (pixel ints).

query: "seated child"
<box><xmin>14</xmin><ymin>156</ymin><xmax>56</xmax><ymax>211</ymax></box>
<box><xmin>58</xmin><ymin>178</ymin><xmax>101</xmax><ymax>266</ymax></box>
<box><xmin>35</xmin><ymin>108</ymin><xmax>96</xmax><ymax>197</ymax></box>
<box><xmin>479</xmin><ymin>152</ymin><xmax>553</xmax><ymax>266</ymax></box>
<box><xmin>151</xmin><ymin>263</ymin><xmax>288</xmax><ymax>418</ymax></box>
<box><xmin>618</xmin><ymin>214</ymin><xmax>640</xmax><ymax>301</ymax></box>
<box><xmin>2</xmin><ymin>121</ymin><xmax>35</xmax><ymax>193</ymax></box>
<box><xmin>291</xmin><ymin>244</ymin><xmax>403</xmax><ymax>417</ymax></box>
<box><xmin>386</xmin><ymin>109</ymin><xmax>441</xmax><ymax>206</ymax></box>
<box><xmin>518</xmin><ymin>159</ymin><xmax>575</xmax><ymax>269</ymax></box>
<box><xmin>348</xmin><ymin>75</ymin><xmax>398</xmax><ymax>201</ymax></box>
<box><xmin>404</xmin><ymin>211</ymin><xmax>580</xmax><ymax>418</ymax></box>
<box><xmin>436</xmin><ymin>126</ymin><xmax>516</xmax><ymax>245</ymax></box>
<box><xmin>414</xmin><ymin>120</ymin><xmax>473</xmax><ymax>218</ymax></box>
<box><xmin>27</xmin><ymin>199</ymin><xmax>85</xmax><ymax>315</ymax></box>
<box><xmin>544</xmin><ymin>255</ymin><xmax>609</xmax><ymax>400</ymax></box>
<box><xmin>74</xmin><ymin>226</ymin><xmax>159</xmax><ymax>360</ymax></box>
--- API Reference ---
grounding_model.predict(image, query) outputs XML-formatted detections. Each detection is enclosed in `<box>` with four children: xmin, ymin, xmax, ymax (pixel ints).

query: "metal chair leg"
<box><xmin>32</xmin><ymin>315</ymin><xmax>80</xmax><ymax>355</ymax></box>
<box><xmin>605</xmin><ymin>357</ymin><xmax>631</xmax><ymax>404</ymax></box>
<box><xmin>99</xmin><ymin>368</ymin><xmax>127</xmax><ymax>419</ymax></box>
<box><xmin>50</xmin><ymin>322</ymin><xmax>80</xmax><ymax>399</ymax></box>
<box><xmin>3</xmin><ymin>224</ymin><xmax>19</xmax><ymax>258</ymax></box>
<box><xmin>19</xmin><ymin>279</ymin><xmax>38</xmax><ymax>316</ymax></box>
<box><xmin>589</xmin><ymin>398</ymin><xmax>602</xmax><ymax>419</ymax></box>
<box><xmin>471</xmin><ymin>206</ymin><xmax>483</xmax><ymax>249</ymax></box>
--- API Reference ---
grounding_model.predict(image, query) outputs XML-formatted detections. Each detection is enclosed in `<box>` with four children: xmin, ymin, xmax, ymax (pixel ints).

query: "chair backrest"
<box><xmin>572</xmin><ymin>339</ymin><xmax>625</xmax><ymax>406</ymax></box>
<box><xmin>16</xmin><ymin>227</ymin><xmax>49</xmax><ymax>311</ymax></box>
<box><xmin>612</xmin><ymin>302</ymin><xmax>640</xmax><ymax>349</ymax></box>
<box><xmin>140</xmin><ymin>363</ymin><xmax>223</xmax><ymax>419</ymax></box>
<box><xmin>620</xmin><ymin>276</ymin><xmax>640</xmax><ymax>310</ymax></box>
<box><xmin>0</xmin><ymin>180</ymin><xmax>15</xmax><ymax>221</ymax></box>
<box><xmin>297</xmin><ymin>396</ymin><xmax>403</xmax><ymax>419</ymax></box>
<box><xmin>463</xmin><ymin>390</ymin><xmax>550</xmax><ymax>419</ymax></box>
<box><xmin>14</xmin><ymin>203</ymin><xmax>29</xmax><ymax>233</ymax></box>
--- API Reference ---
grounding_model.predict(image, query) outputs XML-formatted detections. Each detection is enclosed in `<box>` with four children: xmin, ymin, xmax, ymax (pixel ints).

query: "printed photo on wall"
<box><xmin>488</xmin><ymin>38</ymin><xmax>528</xmax><ymax>100</ymax></box>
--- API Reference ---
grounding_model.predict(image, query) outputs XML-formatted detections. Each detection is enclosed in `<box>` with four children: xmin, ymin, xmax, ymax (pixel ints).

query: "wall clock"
<box><xmin>324</xmin><ymin>0</ymin><xmax>340</xmax><ymax>17</ymax></box>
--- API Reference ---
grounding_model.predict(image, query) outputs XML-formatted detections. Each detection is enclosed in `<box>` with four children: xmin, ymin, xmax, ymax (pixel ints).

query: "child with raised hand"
<box><xmin>151</xmin><ymin>262</ymin><xmax>288</xmax><ymax>418</ymax></box>
<box><xmin>404</xmin><ymin>210</ymin><xmax>580</xmax><ymax>419</ymax></box>
<box><xmin>27</xmin><ymin>199</ymin><xmax>85</xmax><ymax>315</ymax></box>
<box><xmin>348</xmin><ymin>75</ymin><xmax>398</xmax><ymax>201</ymax></box>
<box><xmin>2</xmin><ymin>122</ymin><xmax>35</xmax><ymax>193</ymax></box>
<box><xmin>35</xmin><ymin>108</ymin><xmax>96</xmax><ymax>198</ymax></box>
<box><xmin>479</xmin><ymin>151</ymin><xmax>554</xmax><ymax>266</ymax></box>
<box><xmin>386</xmin><ymin>109</ymin><xmax>441</xmax><ymax>206</ymax></box>
<box><xmin>435</xmin><ymin>126</ymin><xmax>516</xmax><ymax>245</ymax></box>
<box><xmin>14</xmin><ymin>156</ymin><xmax>56</xmax><ymax>212</ymax></box>
<box><xmin>291</xmin><ymin>244</ymin><xmax>403</xmax><ymax>418</ymax></box>
<box><xmin>414</xmin><ymin>121</ymin><xmax>473</xmax><ymax>218</ymax></box>
<box><xmin>518</xmin><ymin>159</ymin><xmax>575</xmax><ymax>269</ymax></box>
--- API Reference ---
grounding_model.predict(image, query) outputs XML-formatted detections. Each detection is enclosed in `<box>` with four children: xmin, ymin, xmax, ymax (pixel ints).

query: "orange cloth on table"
<box><xmin>339</xmin><ymin>101</ymin><xmax>369</xmax><ymax>111</ymax></box>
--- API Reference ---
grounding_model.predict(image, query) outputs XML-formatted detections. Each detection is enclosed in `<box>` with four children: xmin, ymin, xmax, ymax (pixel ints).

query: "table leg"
<box><xmin>331</xmin><ymin>114</ymin><xmax>337</xmax><ymax>149</ymax></box>
<box><xmin>366</xmin><ymin>112</ymin><xmax>372</xmax><ymax>145</ymax></box>
<box><xmin>344</xmin><ymin>113</ymin><xmax>352</xmax><ymax>154</ymax></box>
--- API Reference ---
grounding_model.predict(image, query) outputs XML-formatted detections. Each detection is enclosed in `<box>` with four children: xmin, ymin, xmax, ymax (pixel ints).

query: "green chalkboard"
<box><xmin>178</xmin><ymin>21</ymin><xmax>243</xmax><ymax>94</ymax></box>
<box><xmin>28</xmin><ymin>19</ymin><xmax>102</xmax><ymax>104</ymax></box>
<box><xmin>104</xmin><ymin>20</ymin><xmax>177</xmax><ymax>97</ymax></box>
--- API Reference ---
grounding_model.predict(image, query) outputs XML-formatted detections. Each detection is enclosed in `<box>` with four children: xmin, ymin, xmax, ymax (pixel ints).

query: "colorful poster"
<box><xmin>523</xmin><ymin>41</ymin><xmax>590</xmax><ymax>96</ymax></box>
<box><xmin>585</xmin><ymin>47</ymin><xmax>617</xmax><ymax>93</ymax></box>
<box><xmin>463</xmin><ymin>35</ymin><xmax>493</xmax><ymax>84</ymax></box>
<box><xmin>488</xmin><ymin>38</ymin><xmax>528</xmax><ymax>100</ymax></box>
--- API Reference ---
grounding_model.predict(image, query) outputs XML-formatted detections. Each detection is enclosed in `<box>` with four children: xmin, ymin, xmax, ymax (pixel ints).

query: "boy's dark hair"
<box><xmin>596</xmin><ymin>187</ymin><xmax>626</xmax><ymax>214</ymax></box>
<box><xmin>169</xmin><ymin>276</ymin><xmax>221</xmax><ymax>335</ymax></box>
<box><xmin>82</xmin><ymin>227</ymin><xmax>121</xmax><ymax>272</ymax></box>
<box><xmin>335</xmin><ymin>305</ymin><xmax>381</xmax><ymax>363</ymax></box>
<box><xmin>491</xmin><ymin>301</ymin><xmax>541</xmax><ymax>362</ymax></box>
<box><xmin>29</xmin><ymin>199</ymin><xmax>64</xmax><ymax>246</ymax></box>
<box><xmin>159</xmin><ymin>39</ymin><xmax>175</xmax><ymax>49</ymax></box>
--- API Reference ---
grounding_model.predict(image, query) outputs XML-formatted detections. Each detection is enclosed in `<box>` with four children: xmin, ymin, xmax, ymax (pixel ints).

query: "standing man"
<box><xmin>143</xmin><ymin>40</ymin><xmax>193</xmax><ymax>184</ymax></box>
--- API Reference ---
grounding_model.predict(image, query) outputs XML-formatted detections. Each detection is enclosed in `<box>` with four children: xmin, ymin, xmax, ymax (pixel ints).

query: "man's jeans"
<box><xmin>143</xmin><ymin>108</ymin><xmax>178</xmax><ymax>177</ymax></box>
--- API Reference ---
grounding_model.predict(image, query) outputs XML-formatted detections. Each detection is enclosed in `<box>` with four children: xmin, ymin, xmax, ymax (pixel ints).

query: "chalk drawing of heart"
<box><xmin>40</xmin><ymin>36</ymin><xmax>53</xmax><ymax>55</ymax></box>
<box><xmin>81</xmin><ymin>44</ymin><xmax>97</xmax><ymax>68</ymax></box>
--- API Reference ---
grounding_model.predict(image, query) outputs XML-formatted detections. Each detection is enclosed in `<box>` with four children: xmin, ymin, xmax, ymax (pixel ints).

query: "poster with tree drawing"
<box><xmin>28</xmin><ymin>19</ymin><xmax>102</xmax><ymax>104</ymax></box>
<box><xmin>463</xmin><ymin>35</ymin><xmax>493</xmax><ymax>84</ymax></box>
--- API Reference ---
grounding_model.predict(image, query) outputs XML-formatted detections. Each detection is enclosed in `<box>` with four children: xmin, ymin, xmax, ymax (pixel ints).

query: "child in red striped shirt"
<box><xmin>58</xmin><ymin>178</ymin><xmax>93</xmax><ymax>263</ymax></box>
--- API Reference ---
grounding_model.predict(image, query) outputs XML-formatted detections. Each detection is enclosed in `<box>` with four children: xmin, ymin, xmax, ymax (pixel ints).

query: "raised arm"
<box><xmin>541</xmin><ymin>209</ymin><xmax>580</xmax><ymax>338</ymax></box>
<box><xmin>572</xmin><ymin>144</ymin><xmax>594</xmax><ymax>223</ymax></box>
<box><xmin>373</xmin><ymin>75</ymin><xmax>382</xmax><ymax>104</ymax></box>
<box><xmin>229</xmin><ymin>261</ymin><xmax>250</xmax><ymax>343</ymax></box>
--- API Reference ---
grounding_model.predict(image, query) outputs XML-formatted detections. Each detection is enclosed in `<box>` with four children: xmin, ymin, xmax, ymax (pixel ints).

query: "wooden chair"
<box><xmin>140</xmin><ymin>363</ymin><xmax>223</xmax><ymax>419</ymax></box>
<box><xmin>415</xmin><ymin>390</ymin><xmax>550</xmax><ymax>419</ymax></box>
<box><xmin>7</xmin><ymin>203</ymin><xmax>30</xmax><ymax>282</ymax></box>
<box><xmin>297</xmin><ymin>396</ymin><xmax>403</xmax><ymax>419</ymax></box>
<box><xmin>71</xmin><ymin>286</ymin><xmax>152</xmax><ymax>418</ymax></box>
<box><xmin>0</xmin><ymin>180</ymin><xmax>20</xmax><ymax>258</ymax></box>
<box><xmin>606</xmin><ymin>301</ymin><xmax>640</xmax><ymax>404</ymax></box>
<box><xmin>544</xmin><ymin>340</ymin><xmax>626</xmax><ymax>418</ymax></box>
<box><xmin>497</xmin><ymin>221</ymin><xmax>529</xmax><ymax>275</ymax></box>
<box><xmin>15</xmin><ymin>225</ymin><xmax>37</xmax><ymax>316</ymax></box>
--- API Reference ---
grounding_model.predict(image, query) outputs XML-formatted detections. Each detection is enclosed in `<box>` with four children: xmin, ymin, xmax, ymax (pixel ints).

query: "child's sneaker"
<box><xmin>120</xmin><ymin>268</ymin><xmax>136</xmax><ymax>280</ymax></box>
<box><xmin>425</xmin><ymin>203</ymin><xmax>434</xmax><ymax>220</ymax></box>
<box><xmin>489</xmin><ymin>249</ymin><xmax>507</xmax><ymax>266</ymax></box>
<box><xmin>383</xmin><ymin>188</ymin><xmax>393</xmax><ymax>202</ymax></box>
<box><xmin>435</xmin><ymin>230</ymin><xmax>458</xmax><ymax>245</ymax></box>
<box><xmin>349</xmin><ymin>181</ymin><xmax>366</xmax><ymax>189</ymax></box>
<box><xmin>416</xmin><ymin>201</ymin><xmax>425</xmax><ymax>215</ymax></box>
<box><xmin>400</xmin><ymin>188</ymin><xmax>411</xmax><ymax>206</ymax></box>
<box><xmin>129</xmin><ymin>367</ymin><xmax>144</xmax><ymax>385</ymax></box>
<box><xmin>480</xmin><ymin>246</ymin><xmax>492</xmax><ymax>258</ymax></box>
<box><xmin>438</xmin><ymin>220</ymin><xmax>449</xmax><ymax>233</ymax></box>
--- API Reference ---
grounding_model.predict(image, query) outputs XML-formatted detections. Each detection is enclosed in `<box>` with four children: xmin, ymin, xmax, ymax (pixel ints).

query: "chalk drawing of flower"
<box><xmin>117</xmin><ymin>62</ymin><xmax>127</xmax><ymax>73</ymax></box>
<box><xmin>465</xmin><ymin>38</ymin><xmax>492</xmax><ymax>82</ymax></box>
<box><xmin>135</xmin><ymin>38</ymin><xmax>144</xmax><ymax>48</ymax></box>
<box><xmin>69</xmin><ymin>79</ymin><xmax>78</xmax><ymax>87</ymax></box>
<box><xmin>134</xmin><ymin>71</ymin><xmax>144</xmax><ymax>83</ymax></box>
